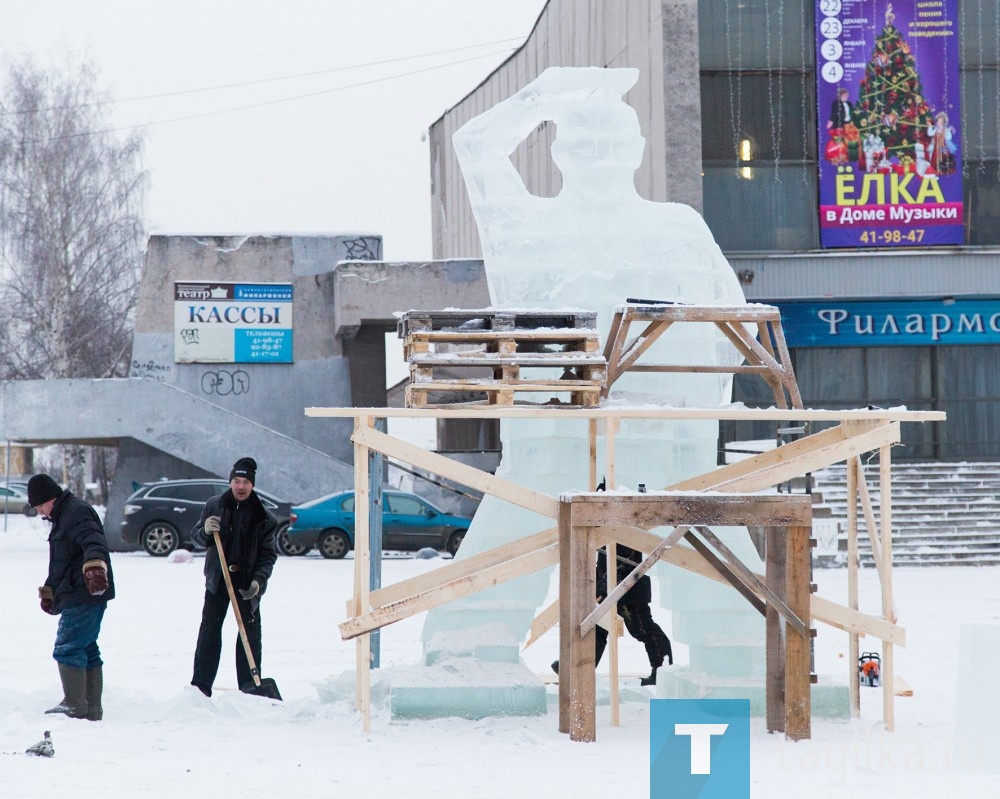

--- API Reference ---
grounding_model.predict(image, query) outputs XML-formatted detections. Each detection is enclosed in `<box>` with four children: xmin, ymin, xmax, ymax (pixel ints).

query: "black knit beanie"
<box><xmin>229</xmin><ymin>457</ymin><xmax>257</xmax><ymax>485</ymax></box>
<box><xmin>28</xmin><ymin>474</ymin><xmax>62</xmax><ymax>507</ymax></box>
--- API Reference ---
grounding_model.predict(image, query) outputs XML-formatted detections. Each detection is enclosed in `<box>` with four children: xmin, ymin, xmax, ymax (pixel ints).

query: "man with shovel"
<box><xmin>190</xmin><ymin>457</ymin><xmax>278</xmax><ymax>698</ymax></box>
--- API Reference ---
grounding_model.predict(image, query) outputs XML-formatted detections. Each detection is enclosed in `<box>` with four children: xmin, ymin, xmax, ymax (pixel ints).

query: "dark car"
<box><xmin>120</xmin><ymin>478</ymin><xmax>296</xmax><ymax>557</ymax></box>
<box><xmin>286</xmin><ymin>489</ymin><xmax>472</xmax><ymax>559</ymax></box>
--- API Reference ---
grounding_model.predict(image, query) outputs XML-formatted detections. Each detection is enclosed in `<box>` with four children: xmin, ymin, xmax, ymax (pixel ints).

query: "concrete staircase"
<box><xmin>811</xmin><ymin>461</ymin><xmax>1000</xmax><ymax>567</ymax></box>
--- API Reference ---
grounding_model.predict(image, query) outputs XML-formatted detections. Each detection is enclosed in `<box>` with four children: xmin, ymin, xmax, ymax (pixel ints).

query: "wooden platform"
<box><xmin>603</xmin><ymin>302</ymin><xmax>803</xmax><ymax>408</ymax></box>
<box><xmin>400</xmin><ymin>309</ymin><xmax>605</xmax><ymax>408</ymax></box>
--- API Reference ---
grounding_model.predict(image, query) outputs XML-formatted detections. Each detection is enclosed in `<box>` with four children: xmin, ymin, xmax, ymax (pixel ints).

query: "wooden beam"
<box><xmin>580</xmin><ymin>524</ymin><xmax>690</xmax><ymax>637</ymax></box>
<box><xmin>847</xmin><ymin>458</ymin><xmax>861</xmax><ymax>716</ymax></box>
<box><xmin>607</xmin><ymin>524</ymin><xmax>905</xmax><ymax>645</ymax></box>
<box><xmin>306</xmin><ymin>405</ymin><xmax>945</xmax><ymax>423</ymax></box>
<box><xmin>765</xmin><ymin>526</ymin><xmax>786</xmax><ymax>733</ymax></box>
<box><xmin>369</xmin><ymin>527</ymin><xmax>557</xmax><ymax>608</ymax></box>
<box><xmin>568</xmin><ymin>494</ymin><xmax>812</xmax><ymax>530</ymax></box>
<box><xmin>339</xmin><ymin>543</ymin><xmax>560</xmax><ymax>640</ymax></box>
<box><xmin>683</xmin><ymin>531</ymin><xmax>766</xmax><ymax>617</ymax></box>
<box><xmin>671</xmin><ymin>422</ymin><xmax>901</xmax><ymax>494</ymax></box>
<box><xmin>352</xmin><ymin>424</ymin><xmax>559</xmax><ymax>518</ymax></box>
<box><xmin>693</xmin><ymin>525</ymin><xmax>806</xmax><ymax>637</ymax></box>
<box><xmin>785</xmin><ymin>524</ymin><xmax>812</xmax><ymax>741</ymax></box>
<box><xmin>353</xmin><ymin>416</ymin><xmax>373</xmax><ymax>731</ymax></box>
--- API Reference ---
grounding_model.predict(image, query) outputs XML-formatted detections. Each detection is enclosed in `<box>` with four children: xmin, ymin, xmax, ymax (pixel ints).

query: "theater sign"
<box><xmin>174</xmin><ymin>282</ymin><xmax>293</xmax><ymax>363</ymax></box>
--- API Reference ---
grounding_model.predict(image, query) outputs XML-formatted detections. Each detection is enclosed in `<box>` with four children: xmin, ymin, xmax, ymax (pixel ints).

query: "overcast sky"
<box><xmin>0</xmin><ymin>0</ymin><xmax>546</xmax><ymax>260</ymax></box>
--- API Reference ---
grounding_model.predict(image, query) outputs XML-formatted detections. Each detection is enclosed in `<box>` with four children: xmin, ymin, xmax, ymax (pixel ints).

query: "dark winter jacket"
<box><xmin>192</xmin><ymin>489</ymin><xmax>277</xmax><ymax>605</ymax></box>
<box><xmin>596</xmin><ymin>545</ymin><xmax>651</xmax><ymax>605</ymax></box>
<box><xmin>44</xmin><ymin>490</ymin><xmax>116</xmax><ymax>614</ymax></box>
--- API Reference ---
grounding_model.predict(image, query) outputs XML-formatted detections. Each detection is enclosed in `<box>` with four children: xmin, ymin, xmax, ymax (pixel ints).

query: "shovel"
<box><xmin>213</xmin><ymin>532</ymin><xmax>282</xmax><ymax>700</ymax></box>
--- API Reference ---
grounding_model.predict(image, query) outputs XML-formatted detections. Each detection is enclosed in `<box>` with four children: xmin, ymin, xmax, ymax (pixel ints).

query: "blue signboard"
<box><xmin>781</xmin><ymin>298</ymin><xmax>1000</xmax><ymax>348</ymax></box>
<box><xmin>174</xmin><ymin>281</ymin><xmax>294</xmax><ymax>363</ymax></box>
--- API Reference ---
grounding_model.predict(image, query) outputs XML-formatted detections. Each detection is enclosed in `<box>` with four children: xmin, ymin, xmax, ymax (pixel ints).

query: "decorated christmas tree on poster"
<box><xmin>853</xmin><ymin>4</ymin><xmax>936</xmax><ymax>171</ymax></box>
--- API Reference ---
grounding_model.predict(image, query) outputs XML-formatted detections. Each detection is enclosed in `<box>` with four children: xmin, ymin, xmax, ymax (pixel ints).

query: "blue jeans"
<box><xmin>53</xmin><ymin>603</ymin><xmax>107</xmax><ymax>670</ymax></box>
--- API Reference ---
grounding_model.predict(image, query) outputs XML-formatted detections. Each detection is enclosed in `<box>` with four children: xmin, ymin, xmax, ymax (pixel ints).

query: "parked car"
<box><xmin>120</xmin><ymin>478</ymin><xmax>295</xmax><ymax>557</ymax></box>
<box><xmin>0</xmin><ymin>484</ymin><xmax>37</xmax><ymax>516</ymax></box>
<box><xmin>286</xmin><ymin>490</ymin><xmax>471</xmax><ymax>559</ymax></box>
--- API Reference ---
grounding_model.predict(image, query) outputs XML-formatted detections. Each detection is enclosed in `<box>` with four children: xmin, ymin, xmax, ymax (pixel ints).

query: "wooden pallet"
<box><xmin>398</xmin><ymin>308</ymin><xmax>597</xmax><ymax>338</ymax></box>
<box><xmin>399</xmin><ymin>309</ymin><xmax>605</xmax><ymax>408</ymax></box>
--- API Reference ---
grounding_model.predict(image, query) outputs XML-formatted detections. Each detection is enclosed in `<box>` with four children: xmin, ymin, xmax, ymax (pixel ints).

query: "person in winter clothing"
<box><xmin>190</xmin><ymin>457</ymin><xmax>278</xmax><ymax>697</ymax></box>
<box><xmin>593</xmin><ymin>544</ymin><xmax>673</xmax><ymax>685</ymax></box>
<box><xmin>552</xmin><ymin>544</ymin><xmax>673</xmax><ymax>686</ymax></box>
<box><xmin>30</xmin><ymin>473</ymin><xmax>115</xmax><ymax>721</ymax></box>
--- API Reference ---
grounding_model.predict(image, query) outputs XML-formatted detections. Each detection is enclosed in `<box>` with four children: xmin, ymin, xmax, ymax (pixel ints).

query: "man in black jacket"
<box><xmin>30</xmin><ymin>473</ymin><xmax>115</xmax><ymax>721</ymax></box>
<box><xmin>190</xmin><ymin>457</ymin><xmax>278</xmax><ymax>697</ymax></box>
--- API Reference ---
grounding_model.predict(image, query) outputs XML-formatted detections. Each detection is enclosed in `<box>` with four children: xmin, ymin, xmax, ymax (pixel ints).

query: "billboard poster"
<box><xmin>816</xmin><ymin>0</ymin><xmax>962</xmax><ymax>248</ymax></box>
<box><xmin>174</xmin><ymin>282</ymin><xmax>293</xmax><ymax>363</ymax></box>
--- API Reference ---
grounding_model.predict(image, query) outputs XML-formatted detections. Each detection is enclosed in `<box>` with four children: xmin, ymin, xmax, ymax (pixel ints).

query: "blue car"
<box><xmin>286</xmin><ymin>490</ymin><xmax>472</xmax><ymax>559</ymax></box>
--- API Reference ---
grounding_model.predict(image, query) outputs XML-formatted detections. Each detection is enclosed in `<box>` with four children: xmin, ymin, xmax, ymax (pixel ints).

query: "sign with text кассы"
<box><xmin>174</xmin><ymin>282</ymin><xmax>293</xmax><ymax>364</ymax></box>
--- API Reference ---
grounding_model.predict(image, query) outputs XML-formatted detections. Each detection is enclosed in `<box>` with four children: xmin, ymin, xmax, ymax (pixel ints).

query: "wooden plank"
<box><xmin>580</xmin><ymin>524</ymin><xmax>690</xmax><ymax>636</ymax></box>
<box><xmin>568</xmin><ymin>494</ymin><xmax>812</xmax><ymax>530</ymax></box>
<box><xmin>619</xmin><ymin>304</ymin><xmax>782</xmax><ymax>322</ymax></box>
<box><xmin>353</xmin><ymin>416</ymin><xmax>372</xmax><ymax>730</ymax></box>
<box><xmin>694</xmin><ymin>525</ymin><xmax>807</xmax><ymax>638</ymax></box>
<box><xmin>847</xmin><ymin>458</ymin><xmax>861</xmax><ymax>716</ymax></box>
<box><xmin>606</xmin><ymin>523</ymin><xmax>905</xmax><ymax>645</ymax></box>
<box><xmin>855</xmin><ymin>456</ymin><xmax>886</xmax><ymax>587</ymax></box>
<box><xmin>407</xmin><ymin>379</ymin><xmax>603</xmax><ymax>390</ymax></box>
<box><xmin>370</xmin><ymin>527</ymin><xmax>557</xmax><ymax>608</ymax></box>
<box><xmin>765</xmin><ymin>526</ymin><xmax>786</xmax><ymax>733</ymax></box>
<box><xmin>785</xmin><ymin>525</ymin><xmax>812</xmax><ymax>741</ymax></box>
<box><xmin>352</xmin><ymin>425</ymin><xmax>559</xmax><ymax>518</ymax></box>
<box><xmin>880</xmin><ymin>445</ymin><xmax>896</xmax><ymax>732</ymax></box>
<box><xmin>340</xmin><ymin>543</ymin><xmax>560</xmax><ymax>640</ymax></box>
<box><xmin>671</xmin><ymin>422</ymin><xmax>901</xmax><ymax>494</ymax></box>
<box><xmin>558</xmin><ymin>501</ymin><xmax>573</xmax><ymax>735</ymax></box>
<box><xmin>306</xmin><ymin>405</ymin><xmax>945</xmax><ymax>423</ymax></box>
<box><xmin>567</xmin><ymin>519</ymin><xmax>597</xmax><ymax>742</ymax></box>
<box><xmin>525</xmin><ymin>599</ymin><xmax>559</xmax><ymax>650</ymax></box>
<box><xmin>683</xmin><ymin>531</ymin><xmax>766</xmax><ymax>617</ymax></box>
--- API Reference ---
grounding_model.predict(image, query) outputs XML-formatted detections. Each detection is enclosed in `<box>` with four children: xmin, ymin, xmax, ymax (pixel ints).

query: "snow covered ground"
<box><xmin>1</xmin><ymin>510</ymin><xmax>997</xmax><ymax>798</ymax></box>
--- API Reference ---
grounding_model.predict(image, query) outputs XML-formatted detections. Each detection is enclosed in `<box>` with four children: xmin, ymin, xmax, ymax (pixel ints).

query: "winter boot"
<box><xmin>45</xmin><ymin>663</ymin><xmax>88</xmax><ymax>719</ymax></box>
<box><xmin>85</xmin><ymin>666</ymin><xmax>103</xmax><ymax>721</ymax></box>
<box><xmin>640</xmin><ymin>667</ymin><xmax>658</xmax><ymax>687</ymax></box>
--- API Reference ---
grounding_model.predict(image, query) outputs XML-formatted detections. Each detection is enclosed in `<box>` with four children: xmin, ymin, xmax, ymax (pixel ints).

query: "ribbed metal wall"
<box><xmin>430</xmin><ymin>0</ymin><xmax>667</xmax><ymax>260</ymax></box>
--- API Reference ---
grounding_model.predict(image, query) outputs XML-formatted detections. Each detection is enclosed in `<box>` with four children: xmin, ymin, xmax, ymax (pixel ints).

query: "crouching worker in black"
<box><xmin>30</xmin><ymin>473</ymin><xmax>115</xmax><ymax>721</ymax></box>
<box><xmin>190</xmin><ymin>457</ymin><xmax>277</xmax><ymax>697</ymax></box>
<box><xmin>594</xmin><ymin>545</ymin><xmax>673</xmax><ymax>686</ymax></box>
<box><xmin>553</xmin><ymin>544</ymin><xmax>673</xmax><ymax>686</ymax></box>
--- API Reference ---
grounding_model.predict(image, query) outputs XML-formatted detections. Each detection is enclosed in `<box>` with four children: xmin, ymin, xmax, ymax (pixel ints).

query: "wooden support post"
<box><xmin>765</xmin><ymin>526</ymin><xmax>786</xmax><ymax>734</ymax></box>
<box><xmin>786</xmin><ymin>524</ymin><xmax>812</xmax><ymax>741</ymax></box>
<box><xmin>353</xmin><ymin>415</ymin><xmax>373</xmax><ymax>732</ymax></box>
<box><xmin>880</xmin><ymin>445</ymin><xmax>895</xmax><ymax>731</ymax></box>
<box><xmin>847</xmin><ymin>458</ymin><xmax>860</xmax><ymax>717</ymax></box>
<box><xmin>559</xmin><ymin>501</ymin><xmax>597</xmax><ymax>741</ymax></box>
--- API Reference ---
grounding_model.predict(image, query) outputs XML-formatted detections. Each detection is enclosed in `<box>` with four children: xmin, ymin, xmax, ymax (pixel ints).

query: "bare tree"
<box><xmin>0</xmin><ymin>57</ymin><xmax>147</xmax><ymax>493</ymax></box>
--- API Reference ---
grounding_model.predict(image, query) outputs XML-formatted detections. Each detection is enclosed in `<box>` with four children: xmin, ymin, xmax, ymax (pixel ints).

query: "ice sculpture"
<box><xmin>421</xmin><ymin>67</ymin><xmax>762</xmax><ymax>686</ymax></box>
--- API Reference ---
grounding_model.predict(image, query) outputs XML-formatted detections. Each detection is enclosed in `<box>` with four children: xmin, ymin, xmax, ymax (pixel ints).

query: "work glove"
<box><xmin>238</xmin><ymin>580</ymin><xmax>260</xmax><ymax>601</ymax></box>
<box><xmin>38</xmin><ymin>585</ymin><xmax>55</xmax><ymax>615</ymax></box>
<box><xmin>204</xmin><ymin>516</ymin><xmax>221</xmax><ymax>536</ymax></box>
<box><xmin>82</xmin><ymin>559</ymin><xmax>109</xmax><ymax>596</ymax></box>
